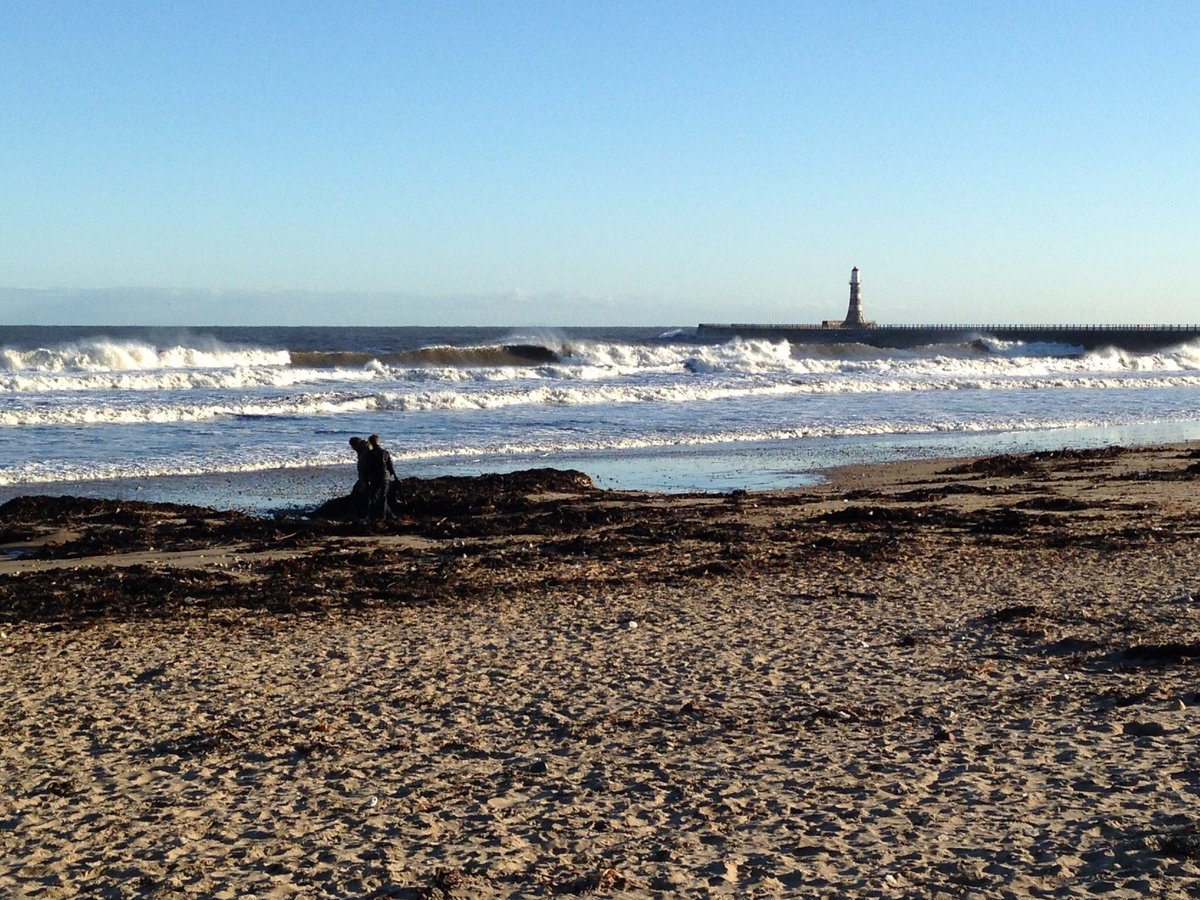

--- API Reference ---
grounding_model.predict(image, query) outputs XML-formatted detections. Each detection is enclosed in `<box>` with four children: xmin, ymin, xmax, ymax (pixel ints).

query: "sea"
<box><xmin>3</xmin><ymin>324</ymin><xmax>1200</xmax><ymax>514</ymax></box>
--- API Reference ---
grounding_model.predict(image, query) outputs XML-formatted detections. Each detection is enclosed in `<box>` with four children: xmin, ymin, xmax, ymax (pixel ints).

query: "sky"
<box><xmin>1</xmin><ymin>0</ymin><xmax>1197</xmax><ymax>327</ymax></box>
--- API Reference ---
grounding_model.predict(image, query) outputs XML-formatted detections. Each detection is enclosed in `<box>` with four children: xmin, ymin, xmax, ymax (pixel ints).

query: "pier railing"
<box><xmin>701</xmin><ymin>323</ymin><xmax>1200</xmax><ymax>332</ymax></box>
<box><xmin>695</xmin><ymin>321</ymin><xmax>1200</xmax><ymax>351</ymax></box>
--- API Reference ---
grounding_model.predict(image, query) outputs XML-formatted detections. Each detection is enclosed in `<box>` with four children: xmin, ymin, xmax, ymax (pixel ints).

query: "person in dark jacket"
<box><xmin>348</xmin><ymin>436</ymin><xmax>371</xmax><ymax>514</ymax></box>
<box><xmin>364</xmin><ymin>434</ymin><xmax>397</xmax><ymax>519</ymax></box>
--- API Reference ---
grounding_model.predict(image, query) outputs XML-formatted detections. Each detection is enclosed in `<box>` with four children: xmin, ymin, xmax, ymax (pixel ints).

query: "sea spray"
<box><xmin>0</xmin><ymin>339</ymin><xmax>290</xmax><ymax>373</ymax></box>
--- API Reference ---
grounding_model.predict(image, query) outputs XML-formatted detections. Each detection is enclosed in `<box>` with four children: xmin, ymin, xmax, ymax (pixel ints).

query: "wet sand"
<box><xmin>2</xmin><ymin>445</ymin><xmax>1200</xmax><ymax>897</ymax></box>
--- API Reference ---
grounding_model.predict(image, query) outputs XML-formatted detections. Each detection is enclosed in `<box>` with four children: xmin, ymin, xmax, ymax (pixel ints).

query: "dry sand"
<box><xmin>2</xmin><ymin>445</ymin><xmax>1200</xmax><ymax>897</ymax></box>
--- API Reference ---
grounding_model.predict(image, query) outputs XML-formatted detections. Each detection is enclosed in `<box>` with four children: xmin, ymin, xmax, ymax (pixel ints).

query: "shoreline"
<box><xmin>5</xmin><ymin>421</ymin><xmax>1200</xmax><ymax>516</ymax></box>
<box><xmin>3</xmin><ymin>443</ymin><xmax>1200</xmax><ymax>896</ymax></box>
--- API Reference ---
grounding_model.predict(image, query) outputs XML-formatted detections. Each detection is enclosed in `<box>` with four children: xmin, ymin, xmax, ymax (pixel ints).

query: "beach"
<box><xmin>2</xmin><ymin>445</ymin><xmax>1200</xmax><ymax>897</ymax></box>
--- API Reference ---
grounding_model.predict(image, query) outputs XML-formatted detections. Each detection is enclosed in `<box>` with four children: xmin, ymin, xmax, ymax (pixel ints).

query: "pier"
<box><xmin>699</xmin><ymin>269</ymin><xmax>1200</xmax><ymax>352</ymax></box>
<box><xmin>695</xmin><ymin>322</ymin><xmax>1200</xmax><ymax>352</ymax></box>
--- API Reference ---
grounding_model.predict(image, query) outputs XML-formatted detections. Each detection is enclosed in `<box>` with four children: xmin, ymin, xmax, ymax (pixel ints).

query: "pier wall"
<box><xmin>695</xmin><ymin>323</ymin><xmax>1200</xmax><ymax>352</ymax></box>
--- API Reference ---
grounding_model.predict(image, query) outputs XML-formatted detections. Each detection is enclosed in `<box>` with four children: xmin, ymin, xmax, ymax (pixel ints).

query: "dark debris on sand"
<box><xmin>943</xmin><ymin>446</ymin><xmax>1128</xmax><ymax>479</ymax></box>
<box><xmin>3</xmin><ymin>450</ymin><xmax>1200</xmax><ymax>627</ymax></box>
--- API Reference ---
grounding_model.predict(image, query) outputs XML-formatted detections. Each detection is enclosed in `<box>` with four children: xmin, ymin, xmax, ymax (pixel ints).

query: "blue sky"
<box><xmin>2</xmin><ymin>0</ymin><xmax>1197</xmax><ymax>326</ymax></box>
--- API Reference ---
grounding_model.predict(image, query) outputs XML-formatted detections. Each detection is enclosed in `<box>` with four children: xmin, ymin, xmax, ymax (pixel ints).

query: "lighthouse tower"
<box><xmin>843</xmin><ymin>266</ymin><xmax>865</xmax><ymax>327</ymax></box>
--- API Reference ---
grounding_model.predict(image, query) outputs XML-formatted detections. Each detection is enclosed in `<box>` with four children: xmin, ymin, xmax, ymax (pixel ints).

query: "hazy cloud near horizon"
<box><xmin>0</xmin><ymin>288</ymin><xmax>707</xmax><ymax>328</ymax></box>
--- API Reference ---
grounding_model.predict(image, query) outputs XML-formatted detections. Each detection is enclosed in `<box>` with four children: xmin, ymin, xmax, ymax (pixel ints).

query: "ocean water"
<box><xmin>2</xmin><ymin>324</ymin><xmax>1200</xmax><ymax>513</ymax></box>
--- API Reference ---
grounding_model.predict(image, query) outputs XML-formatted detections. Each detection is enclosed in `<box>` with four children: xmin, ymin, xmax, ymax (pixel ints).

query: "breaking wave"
<box><xmin>0</xmin><ymin>339</ymin><xmax>290</xmax><ymax>373</ymax></box>
<box><xmin>0</xmin><ymin>366</ymin><xmax>382</xmax><ymax>394</ymax></box>
<box><xmin>6</xmin><ymin>370</ymin><xmax>1200</xmax><ymax>427</ymax></box>
<box><xmin>3</xmin><ymin>326</ymin><xmax>1199</xmax><ymax>494</ymax></box>
<box><xmin>0</xmin><ymin>338</ymin><xmax>559</xmax><ymax>376</ymax></box>
<box><xmin>290</xmin><ymin>343</ymin><xmax>559</xmax><ymax>368</ymax></box>
<box><xmin>4</xmin><ymin>334</ymin><xmax>1200</xmax><ymax>385</ymax></box>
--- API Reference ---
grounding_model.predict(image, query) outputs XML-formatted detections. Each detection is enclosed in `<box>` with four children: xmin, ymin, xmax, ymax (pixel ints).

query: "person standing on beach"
<box><xmin>348</xmin><ymin>436</ymin><xmax>375</xmax><ymax>516</ymax></box>
<box><xmin>365</xmin><ymin>434</ymin><xmax>397</xmax><ymax>519</ymax></box>
<box><xmin>348</xmin><ymin>436</ymin><xmax>369</xmax><ymax>496</ymax></box>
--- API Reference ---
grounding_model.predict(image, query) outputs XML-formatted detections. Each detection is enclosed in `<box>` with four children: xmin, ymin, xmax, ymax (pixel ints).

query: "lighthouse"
<box><xmin>843</xmin><ymin>266</ymin><xmax>865</xmax><ymax>327</ymax></box>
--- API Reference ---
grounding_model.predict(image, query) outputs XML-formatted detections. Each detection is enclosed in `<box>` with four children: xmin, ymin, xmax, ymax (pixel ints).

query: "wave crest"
<box><xmin>291</xmin><ymin>343</ymin><xmax>559</xmax><ymax>369</ymax></box>
<box><xmin>0</xmin><ymin>339</ymin><xmax>290</xmax><ymax>373</ymax></box>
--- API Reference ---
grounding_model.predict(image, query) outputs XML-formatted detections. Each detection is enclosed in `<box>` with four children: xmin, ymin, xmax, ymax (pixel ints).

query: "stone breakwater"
<box><xmin>697</xmin><ymin>322</ymin><xmax>1200</xmax><ymax>351</ymax></box>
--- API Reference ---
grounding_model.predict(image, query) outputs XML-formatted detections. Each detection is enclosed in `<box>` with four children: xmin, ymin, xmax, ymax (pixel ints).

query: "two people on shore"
<box><xmin>349</xmin><ymin>434</ymin><xmax>397</xmax><ymax>519</ymax></box>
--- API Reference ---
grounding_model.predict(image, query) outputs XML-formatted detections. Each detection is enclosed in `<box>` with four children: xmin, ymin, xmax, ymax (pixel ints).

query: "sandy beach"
<box><xmin>3</xmin><ymin>445</ymin><xmax>1200</xmax><ymax>898</ymax></box>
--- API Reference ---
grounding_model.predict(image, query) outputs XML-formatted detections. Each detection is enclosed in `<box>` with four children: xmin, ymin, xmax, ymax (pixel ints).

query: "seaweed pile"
<box><xmin>3</xmin><ymin>449</ymin><xmax>1200</xmax><ymax>628</ymax></box>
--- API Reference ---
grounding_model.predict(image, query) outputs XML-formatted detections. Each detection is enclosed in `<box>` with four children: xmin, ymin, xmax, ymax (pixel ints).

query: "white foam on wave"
<box><xmin>1084</xmin><ymin>340</ymin><xmax>1200</xmax><ymax>372</ymax></box>
<box><xmin>8</xmin><ymin>366</ymin><xmax>1200</xmax><ymax>427</ymax></box>
<box><xmin>382</xmin><ymin>370</ymin><xmax>1200</xmax><ymax>411</ymax></box>
<box><xmin>10</xmin><ymin>335</ymin><xmax>1199</xmax><ymax>395</ymax></box>
<box><xmin>0</xmin><ymin>339</ymin><xmax>291</xmax><ymax>373</ymax></box>
<box><xmin>970</xmin><ymin>338</ymin><xmax>1087</xmax><ymax>357</ymax></box>
<box><xmin>0</xmin><ymin>364</ymin><xmax>382</xmax><ymax>394</ymax></box>
<box><xmin>549</xmin><ymin>336</ymin><xmax>1200</xmax><ymax>378</ymax></box>
<box><xmin>0</xmin><ymin>447</ymin><xmax>350</xmax><ymax>487</ymax></box>
<box><xmin>372</xmin><ymin>337</ymin><xmax>800</xmax><ymax>380</ymax></box>
<box><xmin>0</xmin><ymin>392</ymin><xmax>381</xmax><ymax>426</ymax></box>
<box><xmin>0</xmin><ymin>413</ymin><xmax>1133</xmax><ymax>487</ymax></box>
<box><xmin>375</xmin><ymin>344</ymin><xmax>1200</xmax><ymax>388</ymax></box>
<box><xmin>373</xmin><ymin>380</ymin><xmax>809</xmax><ymax>413</ymax></box>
